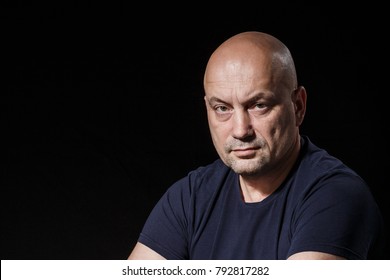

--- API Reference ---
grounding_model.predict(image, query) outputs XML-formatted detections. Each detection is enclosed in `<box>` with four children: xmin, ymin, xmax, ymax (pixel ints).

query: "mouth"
<box><xmin>231</xmin><ymin>147</ymin><xmax>259</xmax><ymax>158</ymax></box>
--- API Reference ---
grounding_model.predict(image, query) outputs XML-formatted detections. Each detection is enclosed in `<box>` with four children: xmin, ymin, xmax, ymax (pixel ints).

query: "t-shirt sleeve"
<box><xmin>287</xmin><ymin>174</ymin><xmax>384</xmax><ymax>259</ymax></box>
<box><xmin>137</xmin><ymin>177</ymin><xmax>191</xmax><ymax>259</ymax></box>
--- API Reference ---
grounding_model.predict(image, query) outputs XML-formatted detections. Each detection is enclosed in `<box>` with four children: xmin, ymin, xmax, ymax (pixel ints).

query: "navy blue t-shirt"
<box><xmin>138</xmin><ymin>136</ymin><xmax>384</xmax><ymax>259</ymax></box>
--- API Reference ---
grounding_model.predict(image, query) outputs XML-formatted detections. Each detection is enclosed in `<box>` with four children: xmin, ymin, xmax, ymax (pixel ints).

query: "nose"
<box><xmin>232</xmin><ymin>110</ymin><xmax>254</xmax><ymax>139</ymax></box>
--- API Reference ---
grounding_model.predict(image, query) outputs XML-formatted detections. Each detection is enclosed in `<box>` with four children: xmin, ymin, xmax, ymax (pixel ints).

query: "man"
<box><xmin>128</xmin><ymin>31</ymin><xmax>384</xmax><ymax>259</ymax></box>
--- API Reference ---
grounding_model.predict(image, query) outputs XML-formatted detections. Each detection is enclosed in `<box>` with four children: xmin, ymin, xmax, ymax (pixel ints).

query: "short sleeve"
<box><xmin>138</xmin><ymin>177</ymin><xmax>191</xmax><ymax>259</ymax></box>
<box><xmin>287</xmin><ymin>174</ymin><xmax>384</xmax><ymax>259</ymax></box>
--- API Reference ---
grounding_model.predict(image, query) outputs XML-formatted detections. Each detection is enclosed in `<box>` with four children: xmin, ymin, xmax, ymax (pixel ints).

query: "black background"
<box><xmin>3</xmin><ymin>3</ymin><xmax>389</xmax><ymax>259</ymax></box>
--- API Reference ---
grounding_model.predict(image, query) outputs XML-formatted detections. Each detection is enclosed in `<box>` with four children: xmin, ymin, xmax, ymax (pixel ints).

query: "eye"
<box><xmin>253</xmin><ymin>103</ymin><xmax>266</xmax><ymax>110</ymax></box>
<box><xmin>215</xmin><ymin>105</ymin><xmax>230</xmax><ymax>113</ymax></box>
<box><xmin>254</xmin><ymin>103</ymin><xmax>266</xmax><ymax>109</ymax></box>
<box><xmin>248</xmin><ymin>102</ymin><xmax>269</xmax><ymax>115</ymax></box>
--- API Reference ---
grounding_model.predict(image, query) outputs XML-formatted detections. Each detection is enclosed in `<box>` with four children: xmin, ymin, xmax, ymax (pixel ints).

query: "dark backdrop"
<box><xmin>3</xmin><ymin>4</ymin><xmax>388</xmax><ymax>259</ymax></box>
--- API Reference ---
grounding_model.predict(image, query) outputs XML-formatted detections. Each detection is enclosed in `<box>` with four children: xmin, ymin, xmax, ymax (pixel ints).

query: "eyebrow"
<box><xmin>207</xmin><ymin>93</ymin><xmax>267</xmax><ymax>106</ymax></box>
<box><xmin>207</xmin><ymin>96</ymin><xmax>225</xmax><ymax>104</ymax></box>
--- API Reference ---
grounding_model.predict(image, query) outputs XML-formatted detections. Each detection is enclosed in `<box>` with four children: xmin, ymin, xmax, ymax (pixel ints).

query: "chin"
<box><xmin>230</xmin><ymin>158</ymin><xmax>262</xmax><ymax>175</ymax></box>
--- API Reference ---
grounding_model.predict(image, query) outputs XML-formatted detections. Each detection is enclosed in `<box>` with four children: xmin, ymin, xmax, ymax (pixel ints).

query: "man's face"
<box><xmin>203</xmin><ymin>56</ymin><xmax>298</xmax><ymax>177</ymax></box>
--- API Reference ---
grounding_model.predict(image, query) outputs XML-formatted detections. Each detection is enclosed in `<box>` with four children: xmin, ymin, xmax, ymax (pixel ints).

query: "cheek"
<box><xmin>209</xmin><ymin>123</ymin><xmax>227</xmax><ymax>141</ymax></box>
<box><xmin>208</xmin><ymin>121</ymin><xmax>231</xmax><ymax>146</ymax></box>
<box><xmin>254</xmin><ymin>113</ymin><xmax>291</xmax><ymax>140</ymax></box>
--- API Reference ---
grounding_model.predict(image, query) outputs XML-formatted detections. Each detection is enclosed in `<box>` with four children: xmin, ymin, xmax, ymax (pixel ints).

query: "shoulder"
<box><xmin>291</xmin><ymin>136</ymin><xmax>379</xmax><ymax>209</ymax></box>
<box><xmin>295</xmin><ymin>136</ymin><xmax>380</xmax><ymax>213</ymax></box>
<box><xmin>160</xmin><ymin>159</ymin><xmax>233</xmax><ymax>202</ymax></box>
<box><xmin>187</xmin><ymin>159</ymin><xmax>231</xmax><ymax>185</ymax></box>
<box><xmin>298</xmin><ymin>135</ymin><xmax>366</xmax><ymax>186</ymax></box>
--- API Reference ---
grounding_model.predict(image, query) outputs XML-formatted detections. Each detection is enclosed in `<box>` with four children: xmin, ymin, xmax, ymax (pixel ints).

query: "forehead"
<box><xmin>206</xmin><ymin>51</ymin><xmax>273</xmax><ymax>80</ymax></box>
<box><xmin>205</xmin><ymin>83</ymin><xmax>277</xmax><ymax>107</ymax></box>
<box><xmin>204</xmin><ymin>54</ymin><xmax>277</xmax><ymax>96</ymax></box>
<box><xmin>204</xmin><ymin>68</ymin><xmax>275</xmax><ymax>101</ymax></box>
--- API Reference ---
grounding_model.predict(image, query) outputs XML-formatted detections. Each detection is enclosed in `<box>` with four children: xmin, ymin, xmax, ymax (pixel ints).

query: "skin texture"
<box><xmin>128</xmin><ymin>31</ymin><xmax>344</xmax><ymax>260</ymax></box>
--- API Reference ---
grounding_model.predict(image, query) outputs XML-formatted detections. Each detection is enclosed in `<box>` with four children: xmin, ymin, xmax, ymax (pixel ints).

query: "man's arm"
<box><xmin>127</xmin><ymin>243</ymin><xmax>344</xmax><ymax>260</ymax></box>
<box><xmin>288</xmin><ymin>251</ymin><xmax>345</xmax><ymax>260</ymax></box>
<box><xmin>127</xmin><ymin>242</ymin><xmax>166</xmax><ymax>260</ymax></box>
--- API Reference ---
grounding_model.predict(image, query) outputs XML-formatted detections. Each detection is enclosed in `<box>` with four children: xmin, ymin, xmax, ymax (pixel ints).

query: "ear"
<box><xmin>204</xmin><ymin>95</ymin><xmax>210</xmax><ymax>109</ymax></box>
<box><xmin>293</xmin><ymin>86</ymin><xmax>307</xmax><ymax>126</ymax></box>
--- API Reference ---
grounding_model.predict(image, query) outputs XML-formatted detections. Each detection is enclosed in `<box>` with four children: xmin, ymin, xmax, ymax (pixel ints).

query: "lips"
<box><xmin>232</xmin><ymin>147</ymin><xmax>259</xmax><ymax>158</ymax></box>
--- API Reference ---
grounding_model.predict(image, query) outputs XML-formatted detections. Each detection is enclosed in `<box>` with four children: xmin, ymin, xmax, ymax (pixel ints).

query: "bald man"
<box><xmin>128</xmin><ymin>31</ymin><xmax>384</xmax><ymax>260</ymax></box>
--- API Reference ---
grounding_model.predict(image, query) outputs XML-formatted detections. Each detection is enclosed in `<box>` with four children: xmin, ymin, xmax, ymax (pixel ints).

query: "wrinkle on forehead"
<box><xmin>204</xmin><ymin>58</ymin><xmax>277</xmax><ymax>98</ymax></box>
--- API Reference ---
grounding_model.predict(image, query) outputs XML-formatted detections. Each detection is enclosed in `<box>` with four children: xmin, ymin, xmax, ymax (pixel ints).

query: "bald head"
<box><xmin>204</xmin><ymin>31</ymin><xmax>298</xmax><ymax>94</ymax></box>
